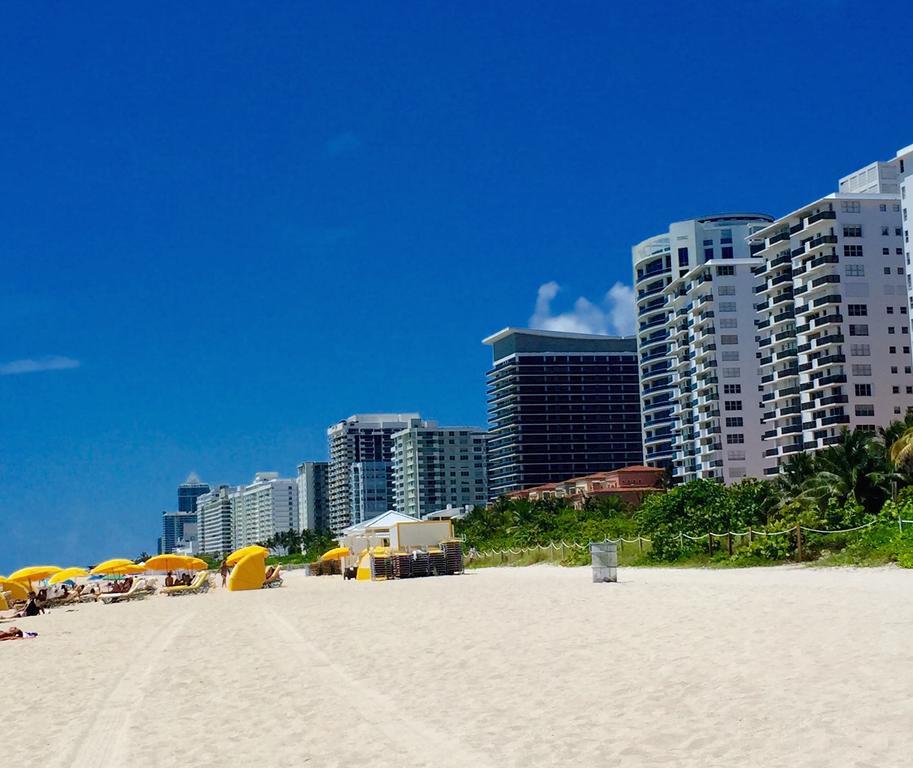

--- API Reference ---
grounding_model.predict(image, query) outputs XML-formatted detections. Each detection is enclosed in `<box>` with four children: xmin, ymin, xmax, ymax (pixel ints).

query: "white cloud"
<box><xmin>529</xmin><ymin>281</ymin><xmax>636</xmax><ymax>336</ymax></box>
<box><xmin>0</xmin><ymin>356</ymin><xmax>81</xmax><ymax>376</ymax></box>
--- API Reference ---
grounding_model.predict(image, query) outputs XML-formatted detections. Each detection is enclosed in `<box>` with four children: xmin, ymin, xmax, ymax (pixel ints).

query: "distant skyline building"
<box><xmin>232</xmin><ymin>472</ymin><xmax>299</xmax><ymax>549</ymax></box>
<box><xmin>632</xmin><ymin>214</ymin><xmax>774</xmax><ymax>481</ymax></box>
<box><xmin>483</xmin><ymin>328</ymin><xmax>643</xmax><ymax>498</ymax></box>
<box><xmin>297</xmin><ymin>461</ymin><xmax>330</xmax><ymax>532</ymax></box>
<box><xmin>327</xmin><ymin>413</ymin><xmax>420</xmax><ymax>533</ymax></box>
<box><xmin>161</xmin><ymin>510</ymin><xmax>198</xmax><ymax>555</ymax></box>
<box><xmin>195</xmin><ymin>485</ymin><xmax>238</xmax><ymax>556</ymax></box>
<box><xmin>177</xmin><ymin>472</ymin><xmax>210</xmax><ymax>513</ymax></box>
<box><xmin>392</xmin><ymin>418</ymin><xmax>488</xmax><ymax>518</ymax></box>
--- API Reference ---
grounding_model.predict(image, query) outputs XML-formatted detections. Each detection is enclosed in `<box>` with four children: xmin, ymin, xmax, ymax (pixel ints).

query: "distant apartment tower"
<box><xmin>161</xmin><ymin>510</ymin><xmax>197</xmax><ymax>555</ymax></box>
<box><xmin>483</xmin><ymin>328</ymin><xmax>643</xmax><ymax>499</ymax></box>
<box><xmin>392</xmin><ymin>418</ymin><xmax>488</xmax><ymax>518</ymax></box>
<box><xmin>232</xmin><ymin>472</ymin><xmax>299</xmax><ymax>548</ymax></box>
<box><xmin>633</xmin><ymin>214</ymin><xmax>774</xmax><ymax>482</ymax></box>
<box><xmin>296</xmin><ymin>461</ymin><xmax>330</xmax><ymax>532</ymax></box>
<box><xmin>326</xmin><ymin>414</ymin><xmax>420</xmax><ymax>533</ymax></box>
<box><xmin>195</xmin><ymin>485</ymin><xmax>238</xmax><ymax>555</ymax></box>
<box><xmin>750</xmin><ymin>176</ymin><xmax>913</xmax><ymax>472</ymax></box>
<box><xmin>177</xmin><ymin>473</ymin><xmax>210</xmax><ymax>513</ymax></box>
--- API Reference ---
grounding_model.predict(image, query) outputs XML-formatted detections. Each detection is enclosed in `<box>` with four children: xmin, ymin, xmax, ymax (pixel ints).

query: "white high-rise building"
<box><xmin>633</xmin><ymin>214</ymin><xmax>773</xmax><ymax>482</ymax></box>
<box><xmin>392</xmin><ymin>418</ymin><xmax>488</xmax><ymax>518</ymax></box>
<box><xmin>327</xmin><ymin>413</ymin><xmax>420</xmax><ymax>533</ymax></box>
<box><xmin>196</xmin><ymin>485</ymin><xmax>239</xmax><ymax>556</ymax></box>
<box><xmin>891</xmin><ymin>144</ymin><xmax>913</xmax><ymax>357</ymax></box>
<box><xmin>232</xmin><ymin>472</ymin><xmax>299</xmax><ymax>548</ymax></box>
<box><xmin>750</xmin><ymin>183</ymin><xmax>913</xmax><ymax>472</ymax></box>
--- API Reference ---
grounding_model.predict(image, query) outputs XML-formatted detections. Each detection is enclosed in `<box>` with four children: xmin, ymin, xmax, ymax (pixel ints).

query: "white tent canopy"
<box><xmin>339</xmin><ymin>510</ymin><xmax>419</xmax><ymax>537</ymax></box>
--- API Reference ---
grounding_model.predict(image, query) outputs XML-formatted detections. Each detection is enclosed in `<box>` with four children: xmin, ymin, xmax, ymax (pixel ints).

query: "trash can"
<box><xmin>590</xmin><ymin>542</ymin><xmax>617</xmax><ymax>583</ymax></box>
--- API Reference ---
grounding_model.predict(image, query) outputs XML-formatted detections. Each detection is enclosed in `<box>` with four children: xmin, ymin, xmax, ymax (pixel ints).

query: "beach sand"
<box><xmin>4</xmin><ymin>565</ymin><xmax>913</xmax><ymax>767</ymax></box>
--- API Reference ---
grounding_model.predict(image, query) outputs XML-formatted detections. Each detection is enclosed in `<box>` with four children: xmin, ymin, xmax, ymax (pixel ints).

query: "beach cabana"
<box><xmin>226</xmin><ymin>546</ymin><xmax>267</xmax><ymax>591</ymax></box>
<box><xmin>0</xmin><ymin>577</ymin><xmax>30</xmax><ymax>602</ymax></box>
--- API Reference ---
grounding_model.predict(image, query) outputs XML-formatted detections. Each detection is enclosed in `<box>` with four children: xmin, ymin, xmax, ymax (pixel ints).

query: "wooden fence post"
<box><xmin>748</xmin><ymin>528</ymin><xmax>753</xmax><ymax>545</ymax></box>
<box><xmin>707</xmin><ymin>532</ymin><xmax>713</xmax><ymax>555</ymax></box>
<box><xmin>638</xmin><ymin>536</ymin><xmax>644</xmax><ymax>553</ymax></box>
<box><xmin>796</xmin><ymin>525</ymin><xmax>803</xmax><ymax>563</ymax></box>
<box><xmin>727</xmin><ymin>532</ymin><xmax>733</xmax><ymax>557</ymax></box>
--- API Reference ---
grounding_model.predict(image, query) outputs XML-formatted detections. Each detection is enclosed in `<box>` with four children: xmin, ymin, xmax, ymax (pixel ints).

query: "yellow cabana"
<box><xmin>48</xmin><ymin>567</ymin><xmax>89</xmax><ymax>585</ymax></box>
<box><xmin>319</xmin><ymin>546</ymin><xmax>350</xmax><ymax>561</ymax></box>
<box><xmin>0</xmin><ymin>577</ymin><xmax>30</xmax><ymax>602</ymax></box>
<box><xmin>144</xmin><ymin>554</ymin><xmax>193</xmax><ymax>572</ymax></box>
<box><xmin>8</xmin><ymin>565</ymin><xmax>62</xmax><ymax>585</ymax></box>
<box><xmin>227</xmin><ymin>551</ymin><xmax>266</xmax><ymax>591</ymax></box>
<box><xmin>226</xmin><ymin>545</ymin><xmax>268</xmax><ymax>566</ymax></box>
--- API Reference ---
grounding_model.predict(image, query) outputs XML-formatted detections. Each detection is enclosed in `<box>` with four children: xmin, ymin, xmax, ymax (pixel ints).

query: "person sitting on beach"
<box><xmin>181</xmin><ymin>573</ymin><xmax>192</xmax><ymax>586</ymax></box>
<box><xmin>165</xmin><ymin>572</ymin><xmax>175</xmax><ymax>588</ymax></box>
<box><xmin>18</xmin><ymin>592</ymin><xmax>44</xmax><ymax>618</ymax></box>
<box><xmin>119</xmin><ymin>577</ymin><xmax>134</xmax><ymax>593</ymax></box>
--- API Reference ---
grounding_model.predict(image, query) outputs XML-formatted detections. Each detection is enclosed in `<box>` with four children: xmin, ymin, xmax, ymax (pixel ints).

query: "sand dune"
<box><xmin>4</xmin><ymin>566</ymin><xmax>913</xmax><ymax>767</ymax></box>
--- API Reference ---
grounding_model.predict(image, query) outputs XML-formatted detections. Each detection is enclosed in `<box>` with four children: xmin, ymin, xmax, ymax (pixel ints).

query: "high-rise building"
<box><xmin>632</xmin><ymin>214</ymin><xmax>774</xmax><ymax>481</ymax></box>
<box><xmin>195</xmin><ymin>485</ymin><xmax>239</xmax><ymax>556</ymax></box>
<box><xmin>296</xmin><ymin>461</ymin><xmax>330</xmax><ymax>532</ymax></box>
<box><xmin>232</xmin><ymin>472</ymin><xmax>299</xmax><ymax>548</ymax></box>
<box><xmin>750</xmin><ymin>180</ymin><xmax>913</xmax><ymax>472</ymax></box>
<box><xmin>177</xmin><ymin>473</ymin><xmax>210</xmax><ymax>513</ymax></box>
<box><xmin>161</xmin><ymin>510</ymin><xmax>198</xmax><ymax>555</ymax></box>
<box><xmin>392</xmin><ymin>418</ymin><xmax>488</xmax><ymax>518</ymax></box>
<box><xmin>326</xmin><ymin>414</ymin><xmax>420</xmax><ymax>533</ymax></box>
<box><xmin>483</xmin><ymin>328</ymin><xmax>642</xmax><ymax>499</ymax></box>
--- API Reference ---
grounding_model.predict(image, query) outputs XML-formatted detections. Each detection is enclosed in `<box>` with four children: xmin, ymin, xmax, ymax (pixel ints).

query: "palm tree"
<box><xmin>888</xmin><ymin>419</ymin><xmax>913</xmax><ymax>473</ymax></box>
<box><xmin>803</xmin><ymin>429</ymin><xmax>896</xmax><ymax>517</ymax></box>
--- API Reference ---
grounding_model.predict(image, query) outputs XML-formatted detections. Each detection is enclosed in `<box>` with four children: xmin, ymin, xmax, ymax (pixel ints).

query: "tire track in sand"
<box><xmin>58</xmin><ymin>610</ymin><xmax>193</xmax><ymax>768</ymax></box>
<box><xmin>262</xmin><ymin>604</ymin><xmax>495</xmax><ymax>768</ymax></box>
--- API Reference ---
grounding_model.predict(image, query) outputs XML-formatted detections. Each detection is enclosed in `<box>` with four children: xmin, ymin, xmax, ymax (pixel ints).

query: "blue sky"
<box><xmin>2</xmin><ymin>0</ymin><xmax>911</xmax><ymax>570</ymax></box>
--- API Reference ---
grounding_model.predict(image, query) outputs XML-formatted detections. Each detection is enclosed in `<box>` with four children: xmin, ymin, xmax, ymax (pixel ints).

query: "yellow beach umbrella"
<box><xmin>89</xmin><ymin>559</ymin><xmax>135</xmax><ymax>575</ymax></box>
<box><xmin>48</xmin><ymin>567</ymin><xmax>89</xmax><ymax>585</ymax></box>
<box><xmin>144</xmin><ymin>554</ymin><xmax>193</xmax><ymax>572</ymax></box>
<box><xmin>0</xmin><ymin>577</ymin><xmax>30</xmax><ymax>602</ymax></box>
<box><xmin>183</xmin><ymin>557</ymin><xmax>209</xmax><ymax>571</ymax></box>
<box><xmin>8</xmin><ymin>565</ymin><xmax>62</xmax><ymax>584</ymax></box>
<box><xmin>226</xmin><ymin>545</ymin><xmax>268</xmax><ymax>566</ymax></box>
<box><xmin>319</xmin><ymin>546</ymin><xmax>350</xmax><ymax>561</ymax></box>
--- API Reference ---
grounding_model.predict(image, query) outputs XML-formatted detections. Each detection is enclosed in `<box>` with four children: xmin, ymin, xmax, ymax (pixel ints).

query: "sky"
<box><xmin>2</xmin><ymin>0</ymin><xmax>912</xmax><ymax>570</ymax></box>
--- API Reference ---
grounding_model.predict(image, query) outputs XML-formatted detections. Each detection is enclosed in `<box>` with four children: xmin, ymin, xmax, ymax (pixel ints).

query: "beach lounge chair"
<box><xmin>101</xmin><ymin>579</ymin><xmax>154</xmax><ymax>604</ymax></box>
<box><xmin>161</xmin><ymin>571</ymin><xmax>210</xmax><ymax>597</ymax></box>
<box><xmin>262</xmin><ymin>565</ymin><xmax>282</xmax><ymax>588</ymax></box>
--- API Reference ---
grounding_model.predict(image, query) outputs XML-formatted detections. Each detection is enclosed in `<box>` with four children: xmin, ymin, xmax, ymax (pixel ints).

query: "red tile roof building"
<box><xmin>505</xmin><ymin>465</ymin><xmax>665</xmax><ymax>507</ymax></box>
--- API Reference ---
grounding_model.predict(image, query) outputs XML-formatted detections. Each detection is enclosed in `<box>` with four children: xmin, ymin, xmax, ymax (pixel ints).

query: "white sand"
<box><xmin>4</xmin><ymin>565</ymin><xmax>913</xmax><ymax>767</ymax></box>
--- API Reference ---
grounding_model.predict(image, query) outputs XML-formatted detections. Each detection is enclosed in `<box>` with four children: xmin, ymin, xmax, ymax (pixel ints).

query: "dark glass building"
<box><xmin>178</xmin><ymin>473</ymin><xmax>210</xmax><ymax>513</ymax></box>
<box><xmin>483</xmin><ymin>328</ymin><xmax>644</xmax><ymax>498</ymax></box>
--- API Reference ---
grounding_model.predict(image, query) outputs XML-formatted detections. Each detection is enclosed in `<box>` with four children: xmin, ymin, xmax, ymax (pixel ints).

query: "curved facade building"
<box><xmin>633</xmin><ymin>214</ymin><xmax>773</xmax><ymax>480</ymax></box>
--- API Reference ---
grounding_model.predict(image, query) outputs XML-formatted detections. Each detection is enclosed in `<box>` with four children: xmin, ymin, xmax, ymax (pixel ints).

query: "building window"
<box><xmin>844</xmin><ymin>245</ymin><xmax>864</xmax><ymax>258</ymax></box>
<box><xmin>846</xmin><ymin>264</ymin><xmax>865</xmax><ymax>277</ymax></box>
<box><xmin>722</xmin><ymin>367</ymin><xmax>741</xmax><ymax>378</ymax></box>
<box><xmin>723</xmin><ymin>384</ymin><xmax>742</xmax><ymax>394</ymax></box>
<box><xmin>841</xmin><ymin>200</ymin><xmax>861</xmax><ymax>213</ymax></box>
<box><xmin>724</xmin><ymin>400</ymin><xmax>743</xmax><ymax>411</ymax></box>
<box><xmin>851</xmin><ymin>364</ymin><xmax>872</xmax><ymax>376</ymax></box>
<box><xmin>848</xmin><ymin>304</ymin><xmax>867</xmax><ymax>316</ymax></box>
<box><xmin>892</xmin><ymin>366</ymin><xmax>899</xmax><ymax>374</ymax></box>
<box><xmin>721</xmin><ymin>351</ymin><xmax>739</xmax><ymax>361</ymax></box>
<box><xmin>726</xmin><ymin>433</ymin><xmax>745</xmax><ymax>444</ymax></box>
<box><xmin>850</xmin><ymin>344</ymin><xmax>871</xmax><ymax>356</ymax></box>
<box><xmin>721</xmin><ymin>335</ymin><xmax>739</xmax><ymax>345</ymax></box>
<box><xmin>718</xmin><ymin>285</ymin><xmax>736</xmax><ymax>296</ymax></box>
<box><xmin>887</xmin><ymin>306</ymin><xmax>895</xmax><ymax>314</ymax></box>
<box><xmin>719</xmin><ymin>301</ymin><xmax>737</xmax><ymax>312</ymax></box>
<box><xmin>889</xmin><ymin>327</ymin><xmax>896</xmax><ymax>334</ymax></box>
<box><xmin>843</xmin><ymin>226</ymin><xmax>862</xmax><ymax>237</ymax></box>
<box><xmin>855</xmin><ymin>384</ymin><xmax>872</xmax><ymax>397</ymax></box>
<box><xmin>720</xmin><ymin>318</ymin><xmax>738</xmax><ymax>329</ymax></box>
<box><xmin>882</xmin><ymin>226</ymin><xmax>891</xmax><ymax>236</ymax></box>
<box><xmin>721</xmin><ymin>246</ymin><xmax>734</xmax><ymax>259</ymax></box>
<box><xmin>678</xmin><ymin>247</ymin><xmax>689</xmax><ymax>267</ymax></box>
<box><xmin>848</xmin><ymin>324</ymin><xmax>869</xmax><ymax>336</ymax></box>
<box><xmin>716</xmin><ymin>265</ymin><xmax>735</xmax><ymax>276</ymax></box>
<box><xmin>704</xmin><ymin>248</ymin><xmax>714</xmax><ymax>262</ymax></box>
<box><xmin>855</xmin><ymin>404</ymin><xmax>875</xmax><ymax>417</ymax></box>
<box><xmin>725</xmin><ymin>417</ymin><xmax>744</xmax><ymax>428</ymax></box>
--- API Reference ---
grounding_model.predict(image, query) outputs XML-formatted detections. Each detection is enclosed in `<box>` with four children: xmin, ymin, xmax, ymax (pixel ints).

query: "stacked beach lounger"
<box><xmin>392</xmin><ymin>551</ymin><xmax>413</xmax><ymax>579</ymax></box>
<box><xmin>441</xmin><ymin>540</ymin><xmax>464</xmax><ymax>575</ymax></box>
<box><xmin>411</xmin><ymin>550</ymin><xmax>430</xmax><ymax>577</ymax></box>
<box><xmin>428</xmin><ymin>546</ymin><xmax>446</xmax><ymax>576</ymax></box>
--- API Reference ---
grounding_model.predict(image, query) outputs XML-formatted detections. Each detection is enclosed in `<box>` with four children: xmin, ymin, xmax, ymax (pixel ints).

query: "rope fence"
<box><xmin>471</xmin><ymin>519</ymin><xmax>913</xmax><ymax>564</ymax></box>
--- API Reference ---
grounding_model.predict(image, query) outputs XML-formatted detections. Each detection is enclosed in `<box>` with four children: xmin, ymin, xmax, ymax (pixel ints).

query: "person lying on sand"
<box><xmin>0</xmin><ymin>627</ymin><xmax>38</xmax><ymax>641</ymax></box>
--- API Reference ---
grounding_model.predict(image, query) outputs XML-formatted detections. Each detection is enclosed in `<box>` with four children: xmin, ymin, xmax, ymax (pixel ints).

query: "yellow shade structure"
<box><xmin>226</xmin><ymin>545</ymin><xmax>268</xmax><ymax>566</ymax></box>
<box><xmin>89</xmin><ymin>559</ymin><xmax>135</xmax><ymax>575</ymax></box>
<box><xmin>8</xmin><ymin>565</ymin><xmax>62</xmax><ymax>584</ymax></box>
<box><xmin>144</xmin><ymin>554</ymin><xmax>194</xmax><ymax>572</ymax></box>
<box><xmin>227</xmin><ymin>551</ymin><xmax>266</xmax><ymax>591</ymax></box>
<box><xmin>319</xmin><ymin>546</ymin><xmax>350</xmax><ymax>561</ymax></box>
<box><xmin>0</xmin><ymin>577</ymin><xmax>30</xmax><ymax>602</ymax></box>
<box><xmin>48</xmin><ymin>567</ymin><xmax>89</xmax><ymax>585</ymax></box>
